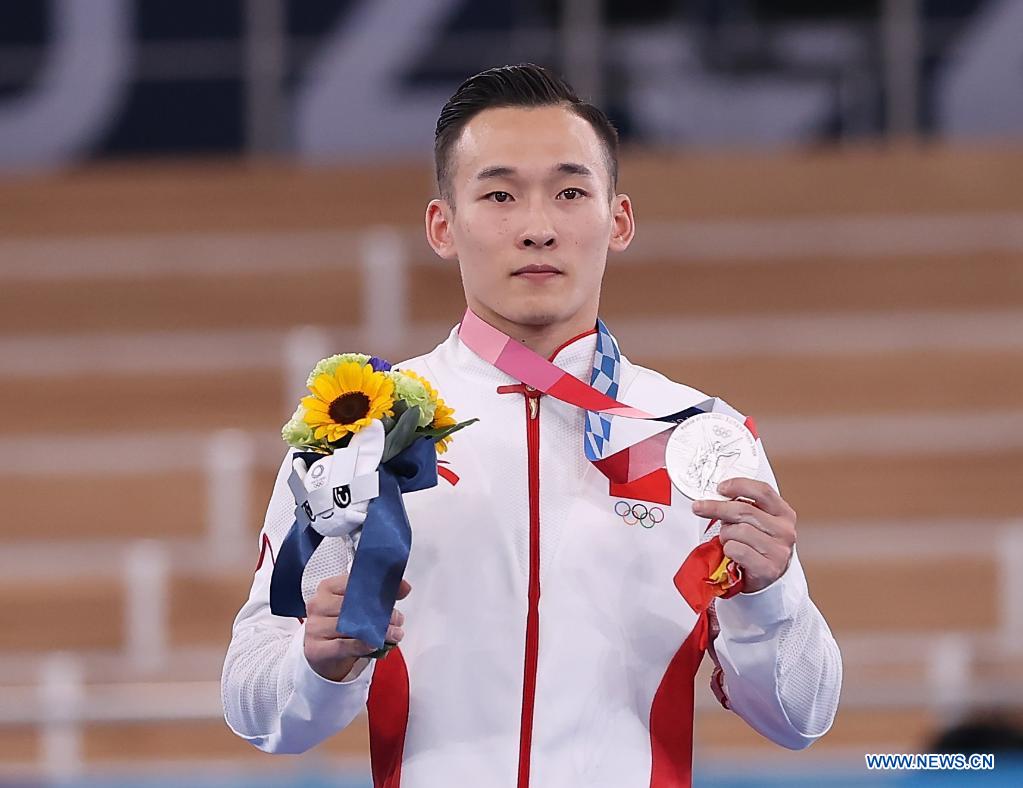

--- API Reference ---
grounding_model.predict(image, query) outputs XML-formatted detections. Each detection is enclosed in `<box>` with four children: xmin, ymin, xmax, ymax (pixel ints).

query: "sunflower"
<box><xmin>301</xmin><ymin>361</ymin><xmax>395</xmax><ymax>443</ymax></box>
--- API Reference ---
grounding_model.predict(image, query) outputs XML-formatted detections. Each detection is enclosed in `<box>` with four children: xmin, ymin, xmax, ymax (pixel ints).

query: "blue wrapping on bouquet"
<box><xmin>269</xmin><ymin>436</ymin><xmax>438</xmax><ymax>650</ymax></box>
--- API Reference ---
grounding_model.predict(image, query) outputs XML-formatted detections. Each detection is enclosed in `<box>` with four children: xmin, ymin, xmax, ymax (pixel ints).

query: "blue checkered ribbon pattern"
<box><xmin>584</xmin><ymin>319</ymin><xmax>621</xmax><ymax>461</ymax></box>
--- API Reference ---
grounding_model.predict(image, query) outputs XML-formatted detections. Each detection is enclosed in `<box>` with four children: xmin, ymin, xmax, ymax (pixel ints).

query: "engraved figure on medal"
<box><xmin>665</xmin><ymin>413</ymin><xmax>759</xmax><ymax>501</ymax></box>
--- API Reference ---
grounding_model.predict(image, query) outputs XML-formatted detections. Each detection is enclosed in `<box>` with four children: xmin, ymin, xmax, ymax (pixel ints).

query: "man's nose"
<box><xmin>517</xmin><ymin>213</ymin><xmax>557</xmax><ymax>249</ymax></box>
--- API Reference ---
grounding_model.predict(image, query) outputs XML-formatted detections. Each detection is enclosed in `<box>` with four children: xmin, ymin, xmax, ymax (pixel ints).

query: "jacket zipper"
<box><xmin>518</xmin><ymin>385</ymin><xmax>541</xmax><ymax>788</ymax></box>
<box><xmin>498</xmin><ymin>382</ymin><xmax>542</xmax><ymax>788</ymax></box>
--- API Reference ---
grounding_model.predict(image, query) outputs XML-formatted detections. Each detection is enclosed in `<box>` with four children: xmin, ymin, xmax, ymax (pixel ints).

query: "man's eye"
<box><xmin>558</xmin><ymin>188</ymin><xmax>585</xmax><ymax>200</ymax></box>
<box><xmin>487</xmin><ymin>191</ymin><xmax>512</xmax><ymax>203</ymax></box>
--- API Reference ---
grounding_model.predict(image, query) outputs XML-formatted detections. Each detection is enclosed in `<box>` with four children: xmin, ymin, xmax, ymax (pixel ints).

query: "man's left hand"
<box><xmin>692</xmin><ymin>478</ymin><xmax>797</xmax><ymax>594</ymax></box>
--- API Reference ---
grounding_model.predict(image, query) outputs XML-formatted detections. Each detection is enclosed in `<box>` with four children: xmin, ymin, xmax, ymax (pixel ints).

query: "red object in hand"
<box><xmin>673</xmin><ymin>536</ymin><xmax>744</xmax><ymax>613</ymax></box>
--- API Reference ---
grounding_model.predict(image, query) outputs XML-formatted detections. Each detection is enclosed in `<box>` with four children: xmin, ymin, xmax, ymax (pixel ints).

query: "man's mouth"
<box><xmin>512</xmin><ymin>264</ymin><xmax>563</xmax><ymax>278</ymax></box>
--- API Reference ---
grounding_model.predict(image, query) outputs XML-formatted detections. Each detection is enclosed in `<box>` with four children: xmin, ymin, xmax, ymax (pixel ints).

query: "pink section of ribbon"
<box><xmin>459</xmin><ymin>310</ymin><xmax>509</xmax><ymax>364</ymax></box>
<box><xmin>459</xmin><ymin>309</ymin><xmax>655</xmax><ymax>421</ymax></box>
<box><xmin>496</xmin><ymin>340</ymin><xmax>564</xmax><ymax>391</ymax></box>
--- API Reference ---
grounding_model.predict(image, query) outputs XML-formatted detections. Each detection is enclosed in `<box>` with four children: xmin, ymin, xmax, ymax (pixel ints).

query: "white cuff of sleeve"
<box><xmin>716</xmin><ymin>550</ymin><xmax>809</xmax><ymax>640</ymax></box>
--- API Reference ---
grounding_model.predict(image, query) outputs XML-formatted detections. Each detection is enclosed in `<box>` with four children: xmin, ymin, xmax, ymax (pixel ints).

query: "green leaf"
<box><xmin>417</xmin><ymin>417</ymin><xmax>479</xmax><ymax>442</ymax></box>
<box><xmin>381</xmin><ymin>405</ymin><xmax>421</xmax><ymax>463</ymax></box>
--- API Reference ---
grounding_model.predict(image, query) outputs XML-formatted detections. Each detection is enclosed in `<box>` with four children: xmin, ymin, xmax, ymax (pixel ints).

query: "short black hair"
<box><xmin>434</xmin><ymin>63</ymin><xmax>619</xmax><ymax>202</ymax></box>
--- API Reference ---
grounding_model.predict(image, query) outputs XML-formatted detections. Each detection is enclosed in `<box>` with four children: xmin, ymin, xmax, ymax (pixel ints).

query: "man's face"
<box><xmin>426</xmin><ymin>105</ymin><xmax>634</xmax><ymax>332</ymax></box>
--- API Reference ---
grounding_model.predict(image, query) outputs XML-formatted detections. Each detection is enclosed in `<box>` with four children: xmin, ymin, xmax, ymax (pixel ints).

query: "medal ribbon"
<box><xmin>458</xmin><ymin>307</ymin><xmax>744</xmax><ymax>609</ymax></box>
<box><xmin>458</xmin><ymin>308</ymin><xmax>711</xmax><ymax>485</ymax></box>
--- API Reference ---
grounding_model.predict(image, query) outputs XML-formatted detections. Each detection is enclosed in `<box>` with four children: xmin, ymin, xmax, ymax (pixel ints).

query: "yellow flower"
<box><xmin>398</xmin><ymin>369</ymin><xmax>458</xmax><ymax>454</ymax></box>
<box><xmin>431</xmin><ymin>399</ymin><xmax>458</xmax><ymax>454</ymax></box>
<box><xmin>301</xmin><ymin>362</ymin><xmax>395</xmax><ymax>442</ymax></box>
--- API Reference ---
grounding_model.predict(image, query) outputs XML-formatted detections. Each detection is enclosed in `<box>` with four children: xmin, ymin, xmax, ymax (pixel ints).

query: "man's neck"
<box><xmin>467</xmin><ymin>303</ymin><xmax>597</xmax><ymax>360</ymax></box>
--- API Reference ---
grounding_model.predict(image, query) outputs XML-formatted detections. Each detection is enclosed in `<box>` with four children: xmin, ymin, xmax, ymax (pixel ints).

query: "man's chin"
<box><xmin>506</xmin><ymin>310</ymin><xmax>564</xmax><ymax>327</ymax></box>
<box><xmin>497</xmin><ymin>298</ymin><xmax>573</xmax><ymax>328</ymax></box>
<box><xmin>472</xmin><ymin>290</ymin><xmax>592</xmax><ymax>332</ymax></box>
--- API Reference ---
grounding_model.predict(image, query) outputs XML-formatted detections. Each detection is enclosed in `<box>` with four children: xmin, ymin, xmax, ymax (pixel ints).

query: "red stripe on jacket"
<box><xmin>649</xmin><ymin>612</ymin><xmax>709</xmax><ymax>787</ymax></box>
<box><xmin>368</xmin><ymin>646</ymin><xmax>410</xmax><ymax>788</ymax></box>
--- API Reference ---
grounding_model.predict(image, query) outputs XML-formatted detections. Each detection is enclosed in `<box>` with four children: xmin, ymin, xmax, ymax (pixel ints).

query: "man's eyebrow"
<box><xmin>476</xmin><ymin>165</ymin><xmax>516</xmax><ymax>180</ymax></box>
<box><xmin>556</xmin><ymin>162</ymin><xmax>594</xmax><ymax>177</ymax></box>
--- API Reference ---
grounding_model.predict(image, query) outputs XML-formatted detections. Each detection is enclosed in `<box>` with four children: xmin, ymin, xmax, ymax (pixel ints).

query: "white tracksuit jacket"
<box><xmin>222</xmin><ymin>325</ymin><xmax>842</xmax><ymax>788</ymax></box>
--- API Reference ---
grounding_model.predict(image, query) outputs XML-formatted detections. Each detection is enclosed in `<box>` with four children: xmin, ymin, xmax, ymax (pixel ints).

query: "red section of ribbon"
<box><xmin>673</xmin><ymin>537</ymin><xmax>744</xmax><ymax>614</ymax></box>
<box><xmin>744</xmin><ymin>416</ymin><xmax>759</xmax><ymax>439</ymax></box>
<box><xmin>609</xmin><ymin>468</ymin><xmax>672</xmax><ymax>505</ymax></box>
<box><xmin>546</xmin><ymin>370</ymin><xmax>643</xmax><ymax>415</ymax></box>
<box><xmin>593</xmin><ymin>444</ymin><xmax>630</xmax><ymax>483</ymax></box>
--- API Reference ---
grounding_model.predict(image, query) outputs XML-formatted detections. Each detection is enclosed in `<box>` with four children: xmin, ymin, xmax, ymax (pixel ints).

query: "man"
<box><xmin>222</xmin><ymin>64</ymin><xmax>842</xmax><ymax>787</ymax></box>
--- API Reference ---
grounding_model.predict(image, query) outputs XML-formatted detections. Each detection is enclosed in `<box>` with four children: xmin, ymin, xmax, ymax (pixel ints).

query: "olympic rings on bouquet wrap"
<box><xmin>292</xmin><ymin>420</ymin><xmax>385</xmax><ymax>538</ymax></box>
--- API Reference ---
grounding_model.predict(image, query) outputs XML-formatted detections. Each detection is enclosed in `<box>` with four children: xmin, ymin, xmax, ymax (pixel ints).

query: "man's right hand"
<box><xmin>303</xmin><ymin>574</ymin><xmax>411</xmax><ymax>681</ymax></box>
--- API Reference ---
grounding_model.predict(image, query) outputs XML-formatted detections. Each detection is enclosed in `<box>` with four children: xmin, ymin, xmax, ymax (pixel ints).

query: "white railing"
<box><xmin>204</xmin><ymin>430</ymin><xmax>255</xmax><ymax>560</ymax></box>
<box><xmin>124</xmin><ymin>541</ymin><xmax>171</xmax><ymax>673</ymax></box>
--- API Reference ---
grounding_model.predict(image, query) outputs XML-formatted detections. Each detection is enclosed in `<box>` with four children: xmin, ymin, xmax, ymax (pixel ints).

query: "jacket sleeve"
<box><xmin>709</xmin><ymin>549</ymin><xmax>842</xmax><ymax>749</ymax></box>
<box><xmin>220</xmin><ymin>449</ymin><xmax>375</xmax><ymax>754</ymax></box>
<box><xmin>704</xmin><ymin>439</ymin><xmax>842</xmax><ymax>750</ymax></box>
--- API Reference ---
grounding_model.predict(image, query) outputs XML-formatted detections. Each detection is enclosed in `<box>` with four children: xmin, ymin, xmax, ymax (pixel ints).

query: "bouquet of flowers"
<box><xmin>269</xmin><ymin>353</ymin><xmax>476</xmax><ymax>654</ymax></box>
<box><xmin>281</xmin><ymin>353</ymin><xmax>470</xmax><ymax>459</ymax></box>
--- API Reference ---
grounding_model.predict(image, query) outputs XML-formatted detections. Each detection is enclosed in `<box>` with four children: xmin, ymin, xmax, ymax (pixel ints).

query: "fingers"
<box><xmin>305</xmin><ymin>636</ymin><xmax>378</xmax><ymax>666</ymax></box>
<box><xmin>316</xmin><ymin>575</ymin><xmax>350</xmax><ymax>597</ymax></box>
<box><xmin>722</xmin><ymin>539</ymin><xmax>772</xmax><ymax>579</ymax></box>
<box><xmin>307</xmin><ymin>575</ymin><xmax>411</xmax><ymax>653</ymax></box>
<box><xmin>335</xmin><ymin>623</ymin><xmax>404</xmax><ymax>648</ymax></box>
<box><xmin>308</xmin><ymin>614</ymin><xmax>405</xmax><ymax>641</ymax></box>
<box><xmin>308</xmin><ymin>598</ymin><xmax>404</xmax><ymax>627</ymax></box>
<box><xmin>305</xmin><ymin>609</ymin><xmax>342</xmax><ymax>639</ymax></box>
<box><xmin>716</xmin><ymin>478</ymin><xmax>793</xmax><ymax>519</ymax></box>
<box><xmin>316</xmin><ymin>575</ymin><xmax>412</xmax><ymax>599</ymax></box>
<box><xmin>694</xmin><ymin>499</ymin><xmax>773</xmax><ymax>534</ymax></box>
<box><xmin>306</xmin><ymin>579</ymin><xmax>406</xmax><ymax>641</ymax></box>
<box><xmin>718</xmin><ymin>521</ymin><xmax>774</xmax><ymax>556</ymax></box>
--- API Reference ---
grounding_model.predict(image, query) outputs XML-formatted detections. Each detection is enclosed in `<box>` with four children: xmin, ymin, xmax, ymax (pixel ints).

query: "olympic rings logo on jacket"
<box><xmin>614</xmin><ymin>501</ymin><xmax>665</xmax><ymax>528</ymax></box>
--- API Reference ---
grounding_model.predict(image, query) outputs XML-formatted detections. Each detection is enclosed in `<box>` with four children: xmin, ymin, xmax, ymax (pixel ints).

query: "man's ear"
<box><xmin>608</xmin><ymin>193</ymin><xmax>635</xmax><ymax>253</ymax></box>
<box><xmin>425</xmin><ymin>199</ymin><xmax>458</xmax><ymax>260</ymax></box>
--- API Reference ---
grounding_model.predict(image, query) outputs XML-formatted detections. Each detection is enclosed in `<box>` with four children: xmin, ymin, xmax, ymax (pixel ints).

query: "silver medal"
<box><xmin>665</xmin><ymin>412</ymin><xmax>759</xmax><ymax>501</ymax></box>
